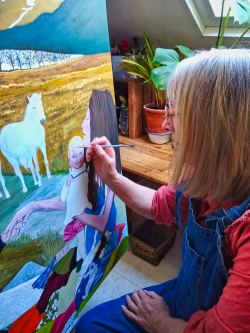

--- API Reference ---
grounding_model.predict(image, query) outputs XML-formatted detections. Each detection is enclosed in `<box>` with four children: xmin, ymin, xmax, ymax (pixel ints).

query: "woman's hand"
<box><xmin>122</xmin><ymin>290</ymin><xmax>187</xmax><ymax>333</ymax></box>
<box><xmin>86</xmin><ymin>137</ymin><xmax>155</xmax><ymax>220</ymax></box>
<box><xmin>86</xmin><ymin>136</ymin><xmax>118</xmax><ymax>183</ymax></box>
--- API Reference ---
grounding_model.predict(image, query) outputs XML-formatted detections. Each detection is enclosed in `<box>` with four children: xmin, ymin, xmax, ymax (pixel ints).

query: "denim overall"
<box><xmin>75</xmin><ymin>189</ymin><xmax>250</xmax><ymax>333</ymax></box>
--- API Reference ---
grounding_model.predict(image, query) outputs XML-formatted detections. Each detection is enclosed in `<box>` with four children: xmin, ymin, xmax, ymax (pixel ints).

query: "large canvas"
<box><xmin>0</xmin><ymin>1</ymin><xmax>129</xmax><ymax>332</ymax></box>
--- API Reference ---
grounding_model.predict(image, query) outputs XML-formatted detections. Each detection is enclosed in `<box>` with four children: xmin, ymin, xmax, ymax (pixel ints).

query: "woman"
<box><xmin>76</xmin><ymin>49</ymin><xmax>250</xmax><ymax>333</ymax></box>
<box><xmin>2</xmin><ymin>90</ymin><xmax>123</xmax><ymax>333</ymax></box>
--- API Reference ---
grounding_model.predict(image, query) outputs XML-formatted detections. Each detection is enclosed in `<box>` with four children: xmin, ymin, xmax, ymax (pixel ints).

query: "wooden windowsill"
<box><xmin>119</xmin><ymin>134</ymin><xmax>173</xmax><ymax>185</ymax></box>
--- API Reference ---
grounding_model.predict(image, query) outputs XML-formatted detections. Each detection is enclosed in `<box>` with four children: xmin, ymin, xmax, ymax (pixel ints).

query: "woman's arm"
<box><xmin>1</xmin><ymin>197</ymin><xmax>67</xmax><ymax>243</ymax></box>
<box><xmin>86</xmin><ymin>137</ymin><xmax>155</xmax><ymax>219</ymax></box>
<box><xmin>74</xmin><ymin>187</ymin><xmax>114</xmax><ymax>233</ymax></box>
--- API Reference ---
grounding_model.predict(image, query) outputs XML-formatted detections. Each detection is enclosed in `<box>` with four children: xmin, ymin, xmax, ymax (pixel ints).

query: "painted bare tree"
<box><xmin>34</xmin><ymin>50</ymin><xmax>46</xmax><ymax>67</ymax></box>
<box><xmin>0</xmin><ymin>50</ymin><xmax>6</xmax><ymax>71</ymax></box>
<box><xmin>0</xmin><ymin>49</ymin><xmax>74</xmax><ymax>71</ymax></box>
<box><xmin>4</xmin><ymin>50</ymin><xmax>16</xmax><ymax>70</ymax></box>
<box><xmin>15</xmin><ymin>50</ymin><xmax>26</xmax><ymax>69</ymax></box>
<box><xmin>23</xmin><ymin>50</ymin><xmax>35</xmax><ymax>69</ymax></box>
<box><xmin>45</xmin><ymin>52</ymin><xmax>58</xmax><ymax>64</ymax></box>
<box><xmin>57</xmin><ymin>53</ymin><xmax>71</xmax><ymax>62</ymax></box>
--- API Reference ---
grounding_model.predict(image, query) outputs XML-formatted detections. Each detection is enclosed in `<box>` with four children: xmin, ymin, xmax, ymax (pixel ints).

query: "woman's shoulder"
<box><xmin>225</xmin><ymin>210</ymin><xmax>250</xmax><ymax>256</ymax></box>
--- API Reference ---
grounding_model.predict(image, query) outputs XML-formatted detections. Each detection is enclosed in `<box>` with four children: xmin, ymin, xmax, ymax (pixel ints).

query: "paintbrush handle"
<box><xmin>100</xmin><ymin>144</ymin><xmax>135</xmax><ymax>148</ymax></box>
<box><xmin>77</xmin><ymin>144</ymin><xmax>135</xmax><ymax>148</ymax></box>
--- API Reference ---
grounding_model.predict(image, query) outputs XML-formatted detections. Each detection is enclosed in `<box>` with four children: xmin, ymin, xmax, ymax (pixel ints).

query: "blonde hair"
<box><xmin>168</xmin><ymin>48</ymin><xmax>250</xmax><ymax>203</ymax></box>
<box><xmin>68</xmin><ymin>136</ymin><xmax>83</xmax><ymax>156</ymax></box>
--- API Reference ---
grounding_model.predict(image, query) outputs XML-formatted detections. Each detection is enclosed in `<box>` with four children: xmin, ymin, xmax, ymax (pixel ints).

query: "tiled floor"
<box><xmin>81</xmin><ymin>224</ymin><xmax>184</xmax><ymax>315</ymax></box>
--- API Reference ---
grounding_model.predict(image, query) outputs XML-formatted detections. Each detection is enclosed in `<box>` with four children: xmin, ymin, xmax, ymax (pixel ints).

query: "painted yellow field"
<box><xmin>0</xmin><ymin>52</ymin><xmax>114</xmax><ymax>174</ymax></box>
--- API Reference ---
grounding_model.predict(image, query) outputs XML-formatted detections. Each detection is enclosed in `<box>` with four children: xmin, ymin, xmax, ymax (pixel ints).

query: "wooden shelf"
<box><xmin>119</xmin><ymin>134</ymin><xmax>173</xmax><ymax>185</ymax></box>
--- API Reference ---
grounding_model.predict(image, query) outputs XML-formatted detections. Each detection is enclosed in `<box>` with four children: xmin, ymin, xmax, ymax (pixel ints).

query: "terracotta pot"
<box><xmin>143</xmin><ymin>103</ymin><xmax>167</xmax><ymax>134</ymax></box>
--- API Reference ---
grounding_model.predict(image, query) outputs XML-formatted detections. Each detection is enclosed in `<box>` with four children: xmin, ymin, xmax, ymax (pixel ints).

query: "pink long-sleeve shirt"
<box><xmin>151</xmin><ymin>184</ymin><xmax>250</xmax><ymax>333</ymax></box>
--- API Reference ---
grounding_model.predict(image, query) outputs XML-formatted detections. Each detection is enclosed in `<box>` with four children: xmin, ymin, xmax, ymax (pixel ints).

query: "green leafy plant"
<box><xmin>118</xmin><ymin>34</ymin><xmax>194</xmax><ymax>108</ymax></box>
<box><xmin>118</xmin><ymin>33</ymin><xmax>166</xmax><ymax>109</ymax></box>
<box><xmin>120</xmin><ymin>1</ymin><xmax>250</xmax><ymax>103</ymax></box>
<box><xmin>217</xmin><ymin>0</ymin><xmax>250</xmax><ymax>48</ymax></box>
<box><xmin>150</xmin><ymin>46</ymin><xmax>193</xmax><ymax>91</ymax></box>
<box><xmin>151</xmin><ymin>0</ymin><xmax>250</xmax><ymax>90</ymax></box>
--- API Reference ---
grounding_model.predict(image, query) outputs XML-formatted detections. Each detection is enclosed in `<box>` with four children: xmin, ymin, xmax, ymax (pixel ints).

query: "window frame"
<box><xmin>183</xmin><ymin>0</ymin><xmax>250</xmax><ymax>38</ymax></box>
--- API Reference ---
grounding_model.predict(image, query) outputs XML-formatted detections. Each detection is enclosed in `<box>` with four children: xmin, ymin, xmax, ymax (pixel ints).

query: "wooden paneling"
<box><xmin>114</xmin><ymin>78</ymin><xmax>153</xmax><ymax>139</ymax></box>
<box><xmin>128</xmin><ymin>80</ymin><xmax>143</xmax><ymax>139</ymax></box>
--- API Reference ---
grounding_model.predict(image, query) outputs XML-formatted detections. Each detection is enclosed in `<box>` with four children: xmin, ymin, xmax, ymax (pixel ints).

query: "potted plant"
<box><xmin>149</xmin><ymin>0</ymin><xmax>250</xmax><ymax>91</ymax></box>
<box><xmin>118</xmin><ymin>34</ymin><xmax>192</xmax><ymax>143</ymax></box>
<box><xmin>119</xmin><ymin>1</ymin><xmax>250</xmax><ymax>143</ymax></box>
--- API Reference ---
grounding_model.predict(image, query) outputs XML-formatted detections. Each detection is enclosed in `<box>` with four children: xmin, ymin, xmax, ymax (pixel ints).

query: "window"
<box><xmin>183</xmin><ymin>0</ymin><xmax>249</xmax><ymax>38</ymax></box>
<box><xmin>209</xmin><ymin>0</ymin><xmax>235</xmax><ymax>17</ymax></box>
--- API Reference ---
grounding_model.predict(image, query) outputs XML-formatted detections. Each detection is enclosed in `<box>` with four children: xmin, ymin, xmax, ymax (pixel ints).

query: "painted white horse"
<box><xmin>0</xmin><ymin>93</ymin><xmax>51</xmax><ymax>194</ymax></box>
<box><xmin>0</xmin><ymin>162</ymin><xmax>10</xmax><ymax>199</ymax></box>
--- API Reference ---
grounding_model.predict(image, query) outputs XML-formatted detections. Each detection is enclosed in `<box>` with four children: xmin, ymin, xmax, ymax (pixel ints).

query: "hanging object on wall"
<box><xmin>0</xmin><ymin>1</ymin><xmax>129</xmax><ymax>332</ymax></box>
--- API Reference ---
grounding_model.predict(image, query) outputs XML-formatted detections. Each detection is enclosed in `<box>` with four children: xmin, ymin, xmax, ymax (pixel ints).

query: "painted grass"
<box><xmin>37</xmin><ymin>228</ymin><xmax>65</xmax><ymax>265</ymax></box>
<box><xmin>0</xmin><ymin>228</ymin><xmax>65</xmax><ymax>290</ymax></box>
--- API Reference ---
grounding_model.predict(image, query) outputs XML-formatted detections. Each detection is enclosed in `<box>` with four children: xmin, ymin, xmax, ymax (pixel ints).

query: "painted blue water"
<box><xmin>0</xmin><ymin>0</ymin><xmax>110</xmax><ymax>55</ymax></box>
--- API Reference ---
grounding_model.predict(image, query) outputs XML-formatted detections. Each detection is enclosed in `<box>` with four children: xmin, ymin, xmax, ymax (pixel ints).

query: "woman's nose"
<box><xmin>162</xmin><ymin>118</ymin><xmax>171</xmax><ymax>132</ymax></box>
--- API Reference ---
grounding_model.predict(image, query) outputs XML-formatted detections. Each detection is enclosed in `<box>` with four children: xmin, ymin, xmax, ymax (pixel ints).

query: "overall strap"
<box><xmin>205</xmin><ymin>195</ymin><xmax>250</xmax><ymax>248</ymax></box>
<box><xmin>175</xmin><ymin>187</ymin><xmax>185</xmax><ymax>228</ymax></box>
<box><xmin>226</xmin><ymin>196</ymin><xmax>250</xmax><ymax>221</ymax></box>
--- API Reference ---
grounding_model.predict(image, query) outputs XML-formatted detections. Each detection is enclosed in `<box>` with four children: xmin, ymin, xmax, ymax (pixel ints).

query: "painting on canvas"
<box><xmin>0</xmin><ymin>1</ymin><xmax>129</xmax><ymax>332</ymax></box>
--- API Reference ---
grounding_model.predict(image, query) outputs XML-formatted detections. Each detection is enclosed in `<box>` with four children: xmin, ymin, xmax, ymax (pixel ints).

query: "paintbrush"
<box><xmin>76</xmin><ymin>144</ymin><xmax>135</xmax><ymax>149</ymax></box>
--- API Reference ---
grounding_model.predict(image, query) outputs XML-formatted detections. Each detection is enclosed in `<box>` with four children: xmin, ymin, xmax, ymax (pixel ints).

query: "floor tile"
<box><xmin>81</xmin><ymin>225</ymin><xmax>185</xmax><ymax>316</ymax></box>
<box><xmin>81</xmin><ymin>271</ymin><xmax>140</xmax><ymax>314</ymax></box>
<box><xmin>114</xmin><ymin>226</ymin><xmax>184</xmax><ymax>286</ymax></box>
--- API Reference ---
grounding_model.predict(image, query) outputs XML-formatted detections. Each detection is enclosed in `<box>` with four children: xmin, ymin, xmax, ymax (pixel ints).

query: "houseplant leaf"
<box><xmin>233</xmin><ymin>0</ymin><xmax>250</xmax><ymax>24</ymax></box>
<box><xmin>217</xmin><ymin>7</ymin><xmax>231</xmax><ymax>47</ymax></box>
<box><xmin>152</xmin><ymin>48</ymin><xmax>179</xmax><ymax>66</ymax></box>
<box><xmin>151</xmin><ymin>65</ymin><xmax>177</xmax><ymax>90</ymax></box>
<box><xmin>143</xmin><ymin>32</ymin><xmax>155</xmax><ymax>62</ymax></box>
<box><xmin>119</xmin><ymin>58</ymin><xmax>149</xmax><ymax>80</ymax></box>
<box><xmin>175</xmin><ymin>45</ymin><xmax>194</xmax><ymax>58</ymax></box>
<box><xmin>231</xmin><ymin>24</ymin><xmax>250</xmax><ymax>47</ymax></box>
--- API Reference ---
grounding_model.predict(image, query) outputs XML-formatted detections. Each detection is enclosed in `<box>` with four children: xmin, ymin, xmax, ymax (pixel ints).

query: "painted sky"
<box><xmin>0</xmin><ymin>0</ymin><xmax>110</xmax><ymax>55</ymax></box>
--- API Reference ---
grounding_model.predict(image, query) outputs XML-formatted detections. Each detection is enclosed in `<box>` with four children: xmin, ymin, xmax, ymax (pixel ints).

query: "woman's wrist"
<box><xmin>103</xmin><ymin>169</ymin><xmax>120</xmax><ymax>189</ymax></box>
<box><xmin>159</xmin><ymin>316</ymin><xmax>187</xmax><ymax>333</ymax></box>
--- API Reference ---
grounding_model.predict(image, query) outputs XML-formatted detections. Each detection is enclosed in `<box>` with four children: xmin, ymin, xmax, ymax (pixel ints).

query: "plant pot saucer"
<box><xmin>146</xmin><ymin>129</ymin><xmax>171</xmax><ymax>144</ymax></box>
